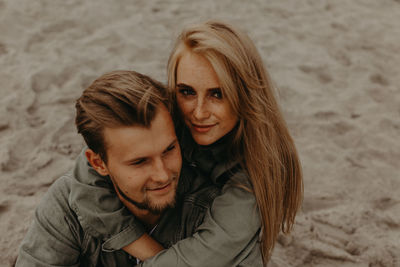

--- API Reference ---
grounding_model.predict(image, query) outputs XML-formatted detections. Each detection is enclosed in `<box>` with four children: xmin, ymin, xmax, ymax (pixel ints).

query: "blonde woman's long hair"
<box><xmin>167</xmin><ymin>20</ymin><xmax>303</xmax><ymax>264</ymax></box>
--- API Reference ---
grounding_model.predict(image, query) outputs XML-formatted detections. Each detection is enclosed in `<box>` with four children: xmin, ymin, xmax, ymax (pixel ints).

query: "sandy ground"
<box><xmin>1</xmin><ymin>0</ymin><xmax>399</xmax><ymax>266</ymax></box>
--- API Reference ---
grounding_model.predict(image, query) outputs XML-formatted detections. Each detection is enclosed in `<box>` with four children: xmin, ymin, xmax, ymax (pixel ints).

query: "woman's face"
<box><xmin>175</xmin><ymin>51</ymin><xmax>238</xmax><ymax>146</ymax></box>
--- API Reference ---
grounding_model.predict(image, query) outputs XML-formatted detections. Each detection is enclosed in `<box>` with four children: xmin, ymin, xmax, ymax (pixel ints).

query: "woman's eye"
<box><xmin>179</xmin><ymin>88</ymin><xmax>195</xmax><ymax>96</ymax></box>
<box><xmin>211</xmin><ymin>89</ymin><xmax>222</xmax><ymax>99</ymax></box>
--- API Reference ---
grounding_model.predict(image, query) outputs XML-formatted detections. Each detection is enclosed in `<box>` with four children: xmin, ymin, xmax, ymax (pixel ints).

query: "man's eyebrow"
<box><xmin>124</xmin><ymin>139</ymin><xmax>179</xmax><ymax>164</ymax></box>
<box><xmin>124</xmin><ymin>156</ymin><xmax>146</xmax><ymax>165</ymax></box>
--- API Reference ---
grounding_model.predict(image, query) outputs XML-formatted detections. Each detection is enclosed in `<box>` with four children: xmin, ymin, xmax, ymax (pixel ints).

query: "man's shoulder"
<box><xmin>35</xmin><ymin>172</ymin><xmax>76</xmax><ymax>219</ymax></box>
<box><xmin>16</xmin><ymin>172</ymin><xmax>96</xmax><ymax>267</ymax></box>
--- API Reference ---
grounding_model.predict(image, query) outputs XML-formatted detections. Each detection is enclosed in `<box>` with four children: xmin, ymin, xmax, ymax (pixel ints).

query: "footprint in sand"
<box><xmin>7</xmin><ymin>182</ymin><xmax>51</xmax><ymax>197</ymax></box>
<box><xmin>42</xmin><ymin>20</ymin><xmax>77</xmax><ymax>35</ymax></box>
<box><xmin>302</xmin><ymin>196</ymin><xmax>341</xmax><ymax>213</ymax></box>
<box><xmin>0</xmin><ymin>147</ymin><xmax>19</xmax><ymax>172</ymax></box>
<box><xmin>367</xmin><ymin>87</ymin><xmax>388</xmax><ymax>103</ymax></box>
<box><xmin>31</xmin><ymin>71</ymin><xmax>53</xmax><ymax>94</ymax></box>
<box><xmin>324</xmin><ymin>120</ymin><xmax>355</xmax><ymax>136</ymax></box>
<box><xmin>370</xmin><ymin>73</ymin><xmax>390</xmax><ymax>86</ymax></box>
<box><xmin>373</xmin><ymin>197</ymin><xmax>399</xmax><ymax>210</ymax></box>
<box><xmin>28</xmin><ymin>149</ymin><xmax>53</xmax><ymax>173</ymax></box>
<box><xmin>368</xmin><ymin>247</ymin><xmax>398</xmax><ymax>267</ymax></box>
<box><xmin>327</xmin><ymin>48</ymin><xmax>352</xmax><ymax>67</ymax></box>
<box><xmin>313</xmin><ymin>110</ymin><xmax>338</xmax><ymax>120</ymax></box>
<box><xmin>0</xmin><ymin>110</ymin><xmax>9</xmax><ymax>131</ymax></box>
<box><xmin>32</xmin><ymin>65</ymin><xmax>76</xmax><ymax>93</ymax></box>
<box><xmin>28</xmin><ymin>66</ymin><xmax>75</xmax><ymax>115</ymax></box>
<box><xmin>298</xmin><ymin>65</ymin><xmax>333</xmax><ymax>84</ymax></box>
<box><xmin>0</xmin><ymin>202</ymin><xmax>9</xmax><ymax>214</ymax></box>
<box><xmin>330</xmin><ymin>22</ymin><xmax>348</xmax><ymax>32</ymax></box>
<box><xmin>26</xmin><ymin>115</ymin><xmax>45</xmax><ymax>128</ymax></box>
<box><xmin>25</xmin><ymin>33</ymin><xmax>46</xmax><ymax>53</ymax></box>
<box><xmin>27</xmin><ymin>69</ymin><xmax>56</xmax><ymax>114</ymax></box>
<box><xmin>296</xmin><ymin>210</ymin><xmax>367</xmax><ymax>265</ymax></box>
<box><xmin>0</xmin><ymin>42</ymin><xmax>7</xmax><ymax>56</ymax></box>
<box><xmin>372</xmin><ymin>197</ymin><xmax>400</xmax><ymax>230</ymax></box>
<box><xmin>50</xmin><ymin>117</ymin><xmax>84</xmax><ymax>157</ymax></box>
<box><xmin>25</xmin><ymin>20</ymin><xmax>77</xmax><ymax>53</ymax></box>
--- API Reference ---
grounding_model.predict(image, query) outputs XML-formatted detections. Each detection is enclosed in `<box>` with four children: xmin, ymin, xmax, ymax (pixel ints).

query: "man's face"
<box><xmin>102</xmin><ymin>105</ymin><xmax>182</xmax><ymax>215</ymax></box>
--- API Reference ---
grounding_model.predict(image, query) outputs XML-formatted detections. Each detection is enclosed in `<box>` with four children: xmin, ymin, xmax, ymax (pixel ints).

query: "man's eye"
<box><xmin>131</xmin><ymin>159</ymin><xmax>146</xmax><ymax>165</ymax></box>
<box><xmin>165</xmin><ymin>145</ymin><xmax>176</xmax><ymax>154</ymax></box>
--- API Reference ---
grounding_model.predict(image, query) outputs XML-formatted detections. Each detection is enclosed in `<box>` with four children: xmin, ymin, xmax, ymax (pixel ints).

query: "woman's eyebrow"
<box><xmin>176</xmin><ymin>83</ymin><xmax>221</xmax><ymax>91</ymax></box>
<box><xmin>176</xmin><ymin>83</ymin><xmax>193</xmax><ymax>89</ymax></box>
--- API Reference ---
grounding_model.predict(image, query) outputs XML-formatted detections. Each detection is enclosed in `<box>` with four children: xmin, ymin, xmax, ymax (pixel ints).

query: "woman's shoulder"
<box><xmin>212</xmin><ymin>159</ymin><xmax>251</xmax><ymax>187</ymax></box>
<box><xmin>222</xmin><ymin>168</ymin><xmax>253</xmax><ymax>193</ymax></box>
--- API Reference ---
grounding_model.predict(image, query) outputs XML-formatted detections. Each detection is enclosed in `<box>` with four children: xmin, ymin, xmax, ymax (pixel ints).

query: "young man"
<box><xmin>16</xmin><ymin>70</ymin><xmax>217</xmax><ymax>266</ymax></box>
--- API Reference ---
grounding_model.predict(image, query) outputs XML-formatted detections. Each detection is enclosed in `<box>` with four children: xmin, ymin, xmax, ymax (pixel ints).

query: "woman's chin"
<box><xmin>190</xmin><ymin>132</ymin><xmax>216</xmax><ymax>146</ymax></box>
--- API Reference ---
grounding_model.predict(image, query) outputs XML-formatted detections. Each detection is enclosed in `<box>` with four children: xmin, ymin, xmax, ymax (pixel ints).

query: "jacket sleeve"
<box><xmin>140</xmin><ymin>171</ymin><xmax>262</xmax><ymax>267</ymax></box>
<box><xmin>69</xmin><ymin>149</ymin><xmax>145</xmax><ymax>251</ymax></box>
<box><xmin>16</xmin><ymin>178</ymin><xmax>81</xmax><ymax>267</ymax></box>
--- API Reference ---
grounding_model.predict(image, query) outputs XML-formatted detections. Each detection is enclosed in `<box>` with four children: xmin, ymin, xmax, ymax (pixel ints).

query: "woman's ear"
<box><xmin>85</xmin><ymin>149</ymin><xmax>109</xmax><ymax>176</ymax></box>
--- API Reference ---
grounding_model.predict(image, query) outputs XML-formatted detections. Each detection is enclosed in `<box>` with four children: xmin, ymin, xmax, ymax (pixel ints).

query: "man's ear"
<box><xmin>85</xmin><ymin>149</ymin><xmax>109</xmax><ymax>176</ymax></box>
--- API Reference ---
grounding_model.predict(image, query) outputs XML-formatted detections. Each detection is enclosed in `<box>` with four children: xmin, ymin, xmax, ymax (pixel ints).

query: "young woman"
<box><xmin>166</xmin><ymin>20</ymin><xmax>303</xmax><ymax>263</ymax></box>
<box><xmin>74</xmin><ymin>20</ymin><xmax>303</xmax><ymax>266</ymax></box>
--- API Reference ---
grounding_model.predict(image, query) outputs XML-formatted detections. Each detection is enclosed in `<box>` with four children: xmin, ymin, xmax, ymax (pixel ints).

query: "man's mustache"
<box><xmin>111</xmin><ymin>174</ymin><xmax>179</xmax><ymax>210</ymax></box>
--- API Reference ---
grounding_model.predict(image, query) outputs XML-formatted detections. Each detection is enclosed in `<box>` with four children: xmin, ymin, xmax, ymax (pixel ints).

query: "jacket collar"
<box><xmin>179</xmin><ymin>127</ymin><xmax>241</xmax><ymax>184</ymax></box>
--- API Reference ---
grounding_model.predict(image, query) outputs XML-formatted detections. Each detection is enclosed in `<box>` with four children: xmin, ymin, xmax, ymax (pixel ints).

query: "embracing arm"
<box><xmin>122</xmin><ymin>234</ymin><xmax>164</xmax><ymax>261</ymax></box>
<box><xmin>139</xmin><ymin>172</ymin><xmax>261</xmax><ymax>267</ymax></box>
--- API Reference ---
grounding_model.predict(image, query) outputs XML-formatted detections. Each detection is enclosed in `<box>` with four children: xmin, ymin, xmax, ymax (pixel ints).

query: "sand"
<box><xmin>1</xmin><ymin>0</ymin><xmax>399</xmax><ymax>266</ymax></box>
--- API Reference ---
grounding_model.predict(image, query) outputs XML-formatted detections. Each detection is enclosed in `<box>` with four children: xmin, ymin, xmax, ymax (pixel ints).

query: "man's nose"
<box><xmin>151</xmin><ymin>157</ymin><xmax>169</xmax><ymax>183</ymax></box>
<box><xmin>193</xmin><ymin>99</ymin><xmax>210</xmax><ymax>121</ymax></box>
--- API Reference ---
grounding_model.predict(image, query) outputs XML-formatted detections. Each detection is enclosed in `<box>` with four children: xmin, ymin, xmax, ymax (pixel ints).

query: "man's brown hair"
<box><xmin>75</xmin><ymin>70</ymin><xmax>168</xmax><ymax>162</ymax></box>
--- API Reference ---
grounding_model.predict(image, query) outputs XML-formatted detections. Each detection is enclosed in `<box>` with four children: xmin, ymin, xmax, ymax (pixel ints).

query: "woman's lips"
<box><xmin>191</xmin><ymin>123</ymin><xmax>216</xmax><ymax>133</ymax></box>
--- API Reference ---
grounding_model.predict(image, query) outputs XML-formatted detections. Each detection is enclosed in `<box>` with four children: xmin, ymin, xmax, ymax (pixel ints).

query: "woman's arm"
<box><xmin>123</xmin><ymin>234</ymin><xmax>164</xmax><ymax>261</ymax></box>
<box><xmin>139</xmin><ymin>171</ymin><xmax>262</xmax><ymax>267</ymax></box>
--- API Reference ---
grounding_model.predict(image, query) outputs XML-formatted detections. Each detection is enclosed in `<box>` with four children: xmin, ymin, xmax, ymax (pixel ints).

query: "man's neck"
<box><xmin>127</xmin><ymin>205</ymin><xmax>161</xmax><ymax>229</ymax></box>
<box><xmin>135</xmin><ymin>212</ymin><xmax>161</xmax><ymax>230</ymax></box>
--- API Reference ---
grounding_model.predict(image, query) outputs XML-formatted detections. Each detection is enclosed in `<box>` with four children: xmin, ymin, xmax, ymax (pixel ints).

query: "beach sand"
<box><xmin>1</xmin><ymin>0</ymin><xmax>399</xmax><ymax>266</ymax></box>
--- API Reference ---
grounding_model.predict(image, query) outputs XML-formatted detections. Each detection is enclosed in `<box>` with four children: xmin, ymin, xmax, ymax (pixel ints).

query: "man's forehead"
<box><xmin>104</xmin><ymin>126</ymin><xmax>174</xmax><ymax>156</ymax></box>
<box><xmin>103</xmin><ymin>107</ymin><xmax>176</xmax><ymax>160</ymax></box>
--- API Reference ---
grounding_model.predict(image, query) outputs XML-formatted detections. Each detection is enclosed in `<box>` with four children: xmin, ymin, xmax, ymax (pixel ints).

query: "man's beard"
<box><xmin>110</xmin><ymin>175</ymin><xmax>178</xmax><ymax>215</ymax></box>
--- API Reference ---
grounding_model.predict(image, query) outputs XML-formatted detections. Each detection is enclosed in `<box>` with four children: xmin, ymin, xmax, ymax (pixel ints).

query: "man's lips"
<box><xmin>191</xmin><ymin>123</ymin><xmax>216</xmax><ymax>133</ymax></box>
<box><xmin>147</xmin><ymin>182</ymin><xmax>172</xmax><ymax>193</ymax></box>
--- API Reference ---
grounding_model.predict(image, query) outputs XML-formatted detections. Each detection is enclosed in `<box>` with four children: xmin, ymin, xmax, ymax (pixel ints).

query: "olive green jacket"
<box><xmin>139</xmin><ymin>130</ymin><xmax>263</xmax><ymax>266</ymax></box>
<box><xmin>17</xmin><ymin>129</ymin><xmax>263</xmax><ymax>266</ymax></box>
<box><xmin>15</xmin><ymin>149</ymin><xmax>219</xmax><ymax>266</ymax></box>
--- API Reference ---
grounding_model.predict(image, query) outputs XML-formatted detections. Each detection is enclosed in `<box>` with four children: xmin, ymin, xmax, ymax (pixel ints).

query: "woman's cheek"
<box><xmin>177</xmin><ymin>98</ymin><xmax>193</xmax><ymax>118</ymax></box>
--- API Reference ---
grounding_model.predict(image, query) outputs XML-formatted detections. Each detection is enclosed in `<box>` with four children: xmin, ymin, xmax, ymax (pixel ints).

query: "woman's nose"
<box><xmin>193</xmin><ymin>99</ymin><xmax>210</xmax><ymax>121</ymax></box>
